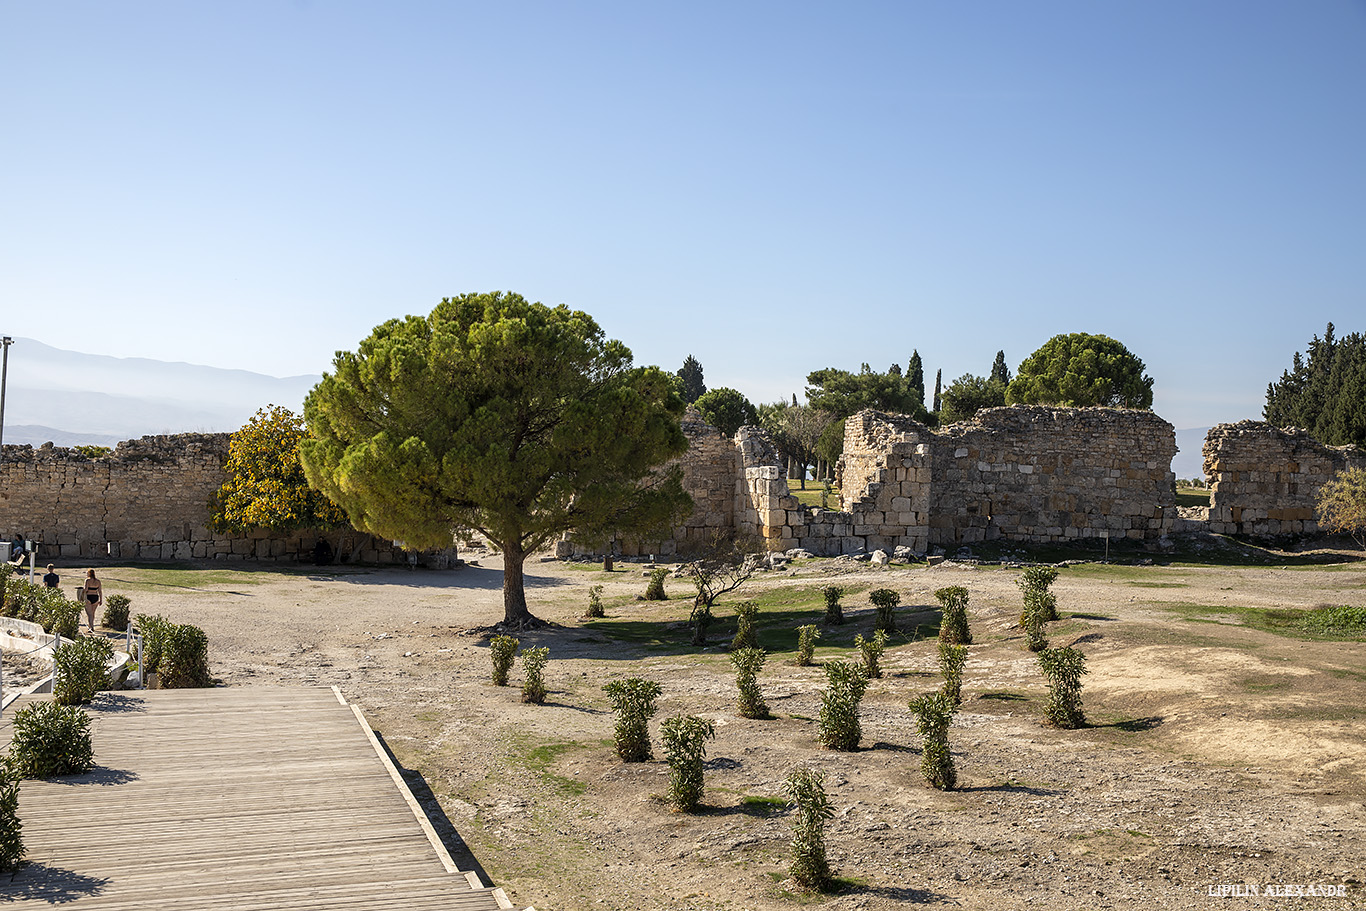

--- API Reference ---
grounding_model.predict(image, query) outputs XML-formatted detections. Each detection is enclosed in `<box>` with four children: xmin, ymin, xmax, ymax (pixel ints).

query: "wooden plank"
<box><xmin>0</xmin><ymin>688</ymin><xmax>513</xmax><ymax>910</ymax></box>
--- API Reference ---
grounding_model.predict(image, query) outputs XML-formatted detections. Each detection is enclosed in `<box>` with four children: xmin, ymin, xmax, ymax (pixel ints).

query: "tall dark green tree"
<box><xmin>806</xmin><ymin>364</ymin><xmax>930</xmax><ymax>422</ymax></box>
<box><xmin>300</xmin><ymin>292</ymin><xmax>691</xmax><ymax>627</ymax></box>
<box><xmin>677</xmin><ymin>355</ymin><xmax>706</xmax><ymax>404</ymax></box>
<box><xmin>1007</xmin><ymin>333</ymin><xmax>1154</xmax><ymax>409</ymax></box>
<box><xmin>907</xmin><ymin>350</ymin><xmax>925</xmax><ymax>407</ymax></box>
<box><xmin>933</xmin><ymin>369</ymin><xmax>942</xmax><ymax>413</ymax></box>
<box><xmin>1265</xmin><ymin>323</ymin><xmax>1366</xmax><ymax>448</ymax></box>
<box><xmin>990</xmin><ymin>350</ymin><xmax>1011</xmax><ymax>385</ymax></box>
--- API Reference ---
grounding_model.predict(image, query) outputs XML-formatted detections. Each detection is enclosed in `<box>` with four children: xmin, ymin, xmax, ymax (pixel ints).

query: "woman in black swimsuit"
<box><xmin>83</xmin><ymin>568</ymin><xmax>103</xmax><ymax>633</ymax></box>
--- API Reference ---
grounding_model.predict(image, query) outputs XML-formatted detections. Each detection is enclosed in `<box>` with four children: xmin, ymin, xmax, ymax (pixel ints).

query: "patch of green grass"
<box><xmin>739</xmin><ymin>795</ymin><xmax>787</xmax><ymax>817</ymax></box>
<box><xmin>104</xmin><ymin>565</ymin><xmax>269</xmax><ymax>592</ymax></box>
<box><xmin>1157</xmin><ymin>601</ymin><xmax>1366</xmax><ymax>642</ymax></box>
<box><xmin>1175</xmin><ymin>488</ymin><xmax>1210</xmax><ymax>507</ymax></box>
<box><xmin>785</xmin><ymin>482</ymin><xmax>840</xmax><ymax>509</ymax></box>
<box><xmin>506</xmin><ymin>735</ymin><xmax>589</xmax><ymax>797</ymax></box>
<box><xmin>978</xmin><ymin>691</ymin><xmax>1030</xmax><ymax>702</ymax></box>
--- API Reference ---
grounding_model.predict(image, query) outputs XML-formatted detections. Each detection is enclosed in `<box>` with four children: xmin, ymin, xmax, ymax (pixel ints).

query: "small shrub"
<box><xmin>935</xmin><ymin>586</ymin><xmax>973</xmax><ymax>645</ymax></box>
<box><xmin>644</xmin><ymin>567</ymin><xmax>670</xmax><ymax>601</ymax></box>
<box><xmin>134</xmin><ymin>614</ymin><xmax>172</xmax><ymax>674</ymax></box>
<box><xmin>938</xmin><ymin>641</ymin><xmax>967</xmax><ymax>705</ymax></box>
<box><xmin>908</xmin><ymin>691</ymin><xmax>957</xmax><ymax>790</ymax></box>
<box><xmin>489</xmin><ymin>635</ymin><xmax>519</xmax><ymax>686</ymax></box>
<box><xmin>159</xmin><ymin>623</ymin><xmax>211</xmax><ymax>688</ymax></box>
<box><xmin>102</xmin><ymin>594</ymin><xmax>132</xmax><ymax>631</ymax></box>
<box><xmin>783</xmin><ymin>767</ymin><xmax>834</xmax><ymax>891</ymax></box>
<box><xmin>661</xmin><ymin>714</ymin><xmax>716</xmax><ymax>811</ymax></box>
<box><xmin>820</xmin><ymin>585</ymin><xmax>845</xmax><ymax>625</ymax></box>
<box><xmin>854</xmin><ymin>628</ymin><xmax>888</xmax><ymax>679</ymax></box>
<box><xmin>603</xmin><ymin>677</ymin><xmax>662</xmax><ymax>762</ymax></box>
<box><xmin>1300</xmin><ymin>605</ymin><xmax>1366</xmax><ymax>637</ymax></box>
<box><xmin>520</xmin><ymin>647</ymin><xmax>549</xmax><ymax>704</ymax></box>
<box><xmin>1022</xmin><ymin>597</ymin><xmax>1050</xmax><ymax>652</ymax></box>
<box><xmin>868</xmin><ymin>588</ymin><xmax>900</xmax><ymax>633</ymax></box>
<box><xmin>795</xmin><ymin>624</ymin><xmax>820</xmax><ymax>666</ymax></box>
<box><xmin>52</xmin><ymin>636</ymin><xmax>113</xmax><ymax>705</ymax></box>
<box><xmin>690</xmin><ymin>601</ymin><xmax>713</xmax><ymax>646</ymax></box>
<box><xmin>730</xmin><ymin>648</ymin><xmax>769</xmax><ymax>718</ymax></box>
<box><xmin>818</xmin><ymin>659</ymin><xmax>868</xmax><ymax>751</ymax></box>
<box><xmin>1038</xmin><ymin>646</ymin><xmax>1088</xmax><ymax>728</ymax></box>
<box><xmin>5</xmin><ymin>701</ymin><xmax>94</xmax><ymax>778</ymax></box>
<box><xmin>1017</xmin><ymin>566</ymin><xmax>1060</xmax><ymax>623</ymax></box>
<box><xmin>583</xmin><ymin>584</ymin><xmax>605</xmax><ymax>619</ymax></box>
<box><xmin>0</xmin><ymin>774</ymin><xmax>21</xmax><ymax>872</ymax></box>
<box><xmin>731</xmin><ymin>600</ymin><xmax>759</xmax><ymax>650</ymax></box>
<box><xmin>5</xmin><ymin>580</ymin><xmax>42</xmax><ymax>623</ymax></box>
<box><xmin>38</xmin><ymin>593</ymin><xmax>81</xmax><ymax>641</ymax></box>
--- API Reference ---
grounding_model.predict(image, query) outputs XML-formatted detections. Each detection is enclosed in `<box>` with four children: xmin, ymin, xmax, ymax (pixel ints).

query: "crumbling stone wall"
<box><xmin>1203</xmin><ymin>421</ymin><xmax>1366</xmax><ymax>536</ymax></box>
<box><xmin>840</xmin><ymin>406</ymin><xmax>1177</xmax><ymax>548</ymax></box>
<box><xmin>0</xmin><ymin>435</ymin><xmax>451</xmax><ymax>565</ymax></box>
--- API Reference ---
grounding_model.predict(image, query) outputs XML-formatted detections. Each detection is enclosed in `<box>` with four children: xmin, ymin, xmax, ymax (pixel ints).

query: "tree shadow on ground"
<box><xmin>44</xmin><ymin>766</ymin><xmax>139</xmax><ymax>787</ymax></box>
<box><xmin>306</xmin><ymin>561</ymin><xmax>568</xmax><ymax>595</ymax></box>
<box><xmin>829</xmin><ymin>881</ymin><xmax>954</xmax><ymax>903</ymax></box>
<box><xmin>0</xmin><ymin>862</ymin><xmax>108</xmax><ymax>903</ymax></box>
<box><xmin>1089</xmin><ymin>715</ymin><xmax>1164</xmax><ymax>732</ymax></box>
<box><xmin>960</xmin><ymin>781</ymin><xmax>1062</xmax><ymax>796</ymax></box>
<box><xmin>90</xmin><ymin>693</ymin><xmax>147</xmax><ymax>714</ymax></box>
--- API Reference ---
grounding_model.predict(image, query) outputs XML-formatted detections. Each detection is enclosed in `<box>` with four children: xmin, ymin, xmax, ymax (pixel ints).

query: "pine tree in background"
<box><xmin>1264</xmin><ymin>323</ymin><xmax>1366</xmax><ymax>448</ymax></box>
<box><xmin>990</xmin><ymin>350</ymin><xmax>1011</xmax><ymax>385</ymax></box>
<box><xmin>907</xmin><ymin>350</ymin><xmax>925</xmax><ymax>407</ymax></box>
<box><xmin>678</xmin><ymin>355</ymin><xmax>707</xmax><ymax>404</ymax></box>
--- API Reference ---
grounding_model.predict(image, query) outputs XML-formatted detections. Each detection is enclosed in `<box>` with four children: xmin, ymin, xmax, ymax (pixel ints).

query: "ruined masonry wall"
<box><xmin>0</xmin><ymin>435</ymin><xmax>447</xmax><ymax>564</ymax></box>
<box><xmin>1203</xmin><ymin>421</ymin><xmax>1366</xmax><ymax>536</ymax></box>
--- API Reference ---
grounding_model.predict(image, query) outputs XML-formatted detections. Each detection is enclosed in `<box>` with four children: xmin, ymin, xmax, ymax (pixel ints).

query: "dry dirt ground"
<box><xmin>67</xmin><ymin>545</ymin><xmax>1366</xmax><ymax>910</ymax></box>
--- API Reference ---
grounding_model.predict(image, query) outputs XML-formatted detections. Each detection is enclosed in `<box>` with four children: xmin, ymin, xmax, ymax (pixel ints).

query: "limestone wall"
<box><xmin>839</xmin><ymin>407</ymin><xmax>1177</xmax><ymax>548</ymax></box>
<box><xmin>925</xmin><ymin>406</ymin><xmax>1177</xmax><ymax>545</ymax></box>
<box><xmin>0</xmin><ymin>435</ymin><xmax>451</xmax><ymax>565</ymax></box>
<box><xmin>1203</xmin><ymin>421</ymin><xmax>1366</xmax><ymax>536</ymax></box>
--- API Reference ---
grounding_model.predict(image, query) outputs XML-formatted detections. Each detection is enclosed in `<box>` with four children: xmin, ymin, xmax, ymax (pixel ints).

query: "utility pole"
<box><xmin>0</xmin><ymin>337</ymin><xmax>11</xmax><ymax>466</ymax></box>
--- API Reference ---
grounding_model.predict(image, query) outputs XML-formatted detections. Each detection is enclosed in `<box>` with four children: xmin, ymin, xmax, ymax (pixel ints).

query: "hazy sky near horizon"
<box><xmin>3</xmin><ymin>1</ymin><xmax>1363</xmax><ymax>430</ymax></box>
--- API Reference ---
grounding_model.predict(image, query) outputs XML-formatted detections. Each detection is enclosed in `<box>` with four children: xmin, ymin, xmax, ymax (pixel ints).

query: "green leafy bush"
<box><xmin>160</xmin><ymin>623</ymin><xmax>211</xmax><ymax>688</ymax></box>
<box><xmin>4</xmin><ymin>579</ymin><xmax>42</xmax><ymax>623</ymax></box>
<box><xmin>520</xmin><ymin>647</ymin><xmax>549</xmax><ymax>704</ymax></box>
<box><xmin>134</xmin><ymin>613</ymin><xmax>172</xmax><ymax>674</ymax></box>
<box><xmin>908</xmin><ymin>692</ymin><xmax>958</xmax><ymax>790</ymax></box>
<box><xmin>783</xmin><ymin>767</ymin><xmax>834</xmax><ymax>891</ymax></box>
<box><xmin>935</xmin><ymin>586</ymin><xmax>972</xmax><ymax>645</ymax></box>
<box><xmin>583</xmin><ymin>584</ymin><xmax>605</xmax><ymax>619</ymax></box>
<box><xmin>489</xmin><ymin>635</ymin><xmax>519</xmax><ymax>686</ymax></box>
<box><xmin>603</xmin><ymin>677</ymin><xmax>662</xmax><ymax>762</ymax></box>
<box><xmin>1300</xmin><ymin>605</ymin><xmax>1366</xmax><ymax>637</ymax></box>
<box><xmin>795</xmin><ymin>624</ymin><xmax>820</xmax><ymax>666</ymax></box>
<box><xmin>820</xmin><ymin>585</ymin><xmax>844</xmax><ymax>625</ymax></box>
<box><xmin>1038</xmin><ymin>646</ymin><xmax>1088</xmax><ymax>728</ymax></box>
<box><xmin>818</xmin><ymin>660</ymin><xmax>868</xmax><ymax>751</ymax></box>
<box><xmin>644</xmin><ymin>567</ymin><xmax>669</xmax><ymax>601</ymax></box>
<box><xmin>689</xmin><ymin>601</ymin><xmax>713</xmax><ymax>646</ymax></box>
<box><xmin>938</xmin><ymin>641</ymin><xmax>967</xmax><ymax>705</ymax></box>
<box><xmin>731</xmin><ymin>600</ymin><xmax>759</xmax><ymax>650</ymax></box>
<box><xmin>661</xmin><ymin>714</ymin><xmax>716</xmax><ymax>811</ymax></box>
<box><xmin>730</xmin><ymin>648</ymin><xmax>769</xmax><ymax>719</ymax></box>
<box><xmin>1017</xmin><ymin>566</ymin><xmax>1059</xmax><ymax>623</ymax></box>
<box><xmin>868</xmin><ymin>588</ymin><xmax>899</xmax><ymax>633</ymax></box>
<box><xmin>0</xmin><ymin>773</ymin><xmax>21</xmax><ymax>871</ymax></box>
<box><xmin>37</xmin><ymin>592</ymin><xmax>81</xmax><ymax>641</ymax></box>
<box><xmin>102</xmin><ymin>594</ymin><xmax>132</xmax><ymax>631</ymax></box>
<box><xmin>1022</xmin><ymin>597</ymin><xmax>1050</xmax><ymax>652</ymax></box>
<box><xmin>854</xmin><ymin>628</ymin><xmax>888</xmax><ymax>679</ymax></box>
<box><xmin>5</xmin><ymin>701</ymin><xmax>94</xmax><ymax>778</ymax></box>
<box><xmin>52</xmin><ymin>636</ymin><xmax>113</xmax><ymax>705</ymax></box>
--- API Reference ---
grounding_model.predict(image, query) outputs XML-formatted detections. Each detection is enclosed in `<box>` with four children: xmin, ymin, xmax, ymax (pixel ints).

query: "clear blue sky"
<box><xmin>3</xmin><ymin>1</ymin><xmax>1364</xmax><ymax>430</ymax></box>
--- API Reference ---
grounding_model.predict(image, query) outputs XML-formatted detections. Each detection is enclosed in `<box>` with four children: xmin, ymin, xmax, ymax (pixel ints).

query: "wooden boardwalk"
<box><xmin>0</xmin><ymin>686</ymin><xmax>521</xmax><ymax>910</ymax></box>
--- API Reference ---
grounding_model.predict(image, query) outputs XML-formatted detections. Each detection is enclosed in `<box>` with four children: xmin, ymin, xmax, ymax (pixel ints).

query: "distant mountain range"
<box><xmin>0</xmin><ymin>339</ymin><xmax>320</xmax><ymax>447</ymax></box>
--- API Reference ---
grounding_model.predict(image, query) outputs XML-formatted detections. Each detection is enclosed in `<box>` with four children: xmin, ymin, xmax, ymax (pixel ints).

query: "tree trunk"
<box><xmin>500</xmin><ymin>539</ymin><xmax>542</xmax><ymax>628</ymax></box>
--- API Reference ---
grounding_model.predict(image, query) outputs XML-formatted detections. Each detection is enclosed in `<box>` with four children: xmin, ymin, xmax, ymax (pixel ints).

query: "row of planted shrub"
<box><xmin>482</xmin><ymin>569</ymin><xmax>1087</xmax><ymax>891</ymax></box>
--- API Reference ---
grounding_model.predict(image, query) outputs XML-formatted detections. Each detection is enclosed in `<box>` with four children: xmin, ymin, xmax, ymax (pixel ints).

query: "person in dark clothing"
<box><xmin>42</xmin><ymin>563</ymin><xmax>59</xmax><ymax>589</ymax></box>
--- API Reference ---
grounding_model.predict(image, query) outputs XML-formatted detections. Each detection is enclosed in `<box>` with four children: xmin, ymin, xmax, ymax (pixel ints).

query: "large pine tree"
<box><xmin>1264</xmin><ymin>323</ymin><xmax>1366</xmax><ymax>448</ymax></box>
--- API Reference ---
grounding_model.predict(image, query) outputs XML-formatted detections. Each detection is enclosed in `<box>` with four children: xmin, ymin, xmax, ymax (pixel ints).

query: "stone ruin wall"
<box><xmin>921</xmin><ymin>406</ymin><xmax>1177</xmax><ymax>546</ymax></box>
<box><xmin>0</xmin><ymin>435</ymin><xmax>448</xmax><ymax>565</ymax></box>
<box><xmin>589</xmin><ymin>404</ymin><xmax>1178</xmax><ymax>560</ymax></box>
<box><xmin>1203</xmin><ymin>421</ymin><xmax>1366</xmax><ymax>536</ymax></box>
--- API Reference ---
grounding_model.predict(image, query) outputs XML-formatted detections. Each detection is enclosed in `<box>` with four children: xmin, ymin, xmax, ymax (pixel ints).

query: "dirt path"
<box><xmin>89</xmin><ymin>552</ymin><xmax>1365</xmax><ymax>910</ymax></box>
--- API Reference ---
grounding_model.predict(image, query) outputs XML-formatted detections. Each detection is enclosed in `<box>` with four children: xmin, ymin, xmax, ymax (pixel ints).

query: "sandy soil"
<box><xmin>81</xmin><ymin>547</ymin><xmax>1366</xmax><ymax>910</ymax></box>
